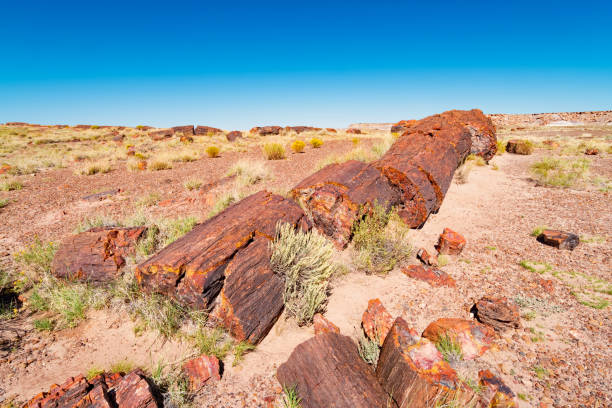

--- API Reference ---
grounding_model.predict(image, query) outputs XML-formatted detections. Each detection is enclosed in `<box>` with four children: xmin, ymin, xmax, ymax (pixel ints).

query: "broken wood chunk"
<box><xmin>536</xmin><ymin>229</ymin><xmax>579</xmax><ymax>250</ymax></box>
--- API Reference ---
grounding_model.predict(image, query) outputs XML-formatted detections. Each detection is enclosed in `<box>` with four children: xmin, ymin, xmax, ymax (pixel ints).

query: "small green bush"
<box><xmin>358</xmin><ymin>333</ymin><xmax>380</xmax><ymax>366</ymax></box>
<box><xmin>309</xmin><ymin>138</ymin><xmax>323</xmax><ymax>148</ymax></box>
<box><xmin>34</xmin><ymin>318</ymin><xmax>54</xmax><ymax>331</ymax></box>
<box><xmin>531</xmin><ymin>157</ymin><xmax>590</xmax><ymax>188</ymax></box>
<box><xmin>0</xmin><ymin>198</ymin><xmax>9</xmax><ymax>208</ymax></box>
<box><xmin>184</xmin><ymin>180</ymin><xmax>202</xmax><ymax>191</ymax></box>
<box><xmin>193</xmin><ymin>327</ymin><xmax>233</xmax><ymax>360</ymax></box>
<box><xmin>206</xmin><ymin>146</ymin><xmax>220</xmax><ymax>158</ymax></box>
<box><xmin>110</xmin><ymin>360</ymin><xmax>134</xmax><ymax>374</ymax></box>
<box><xmin>435</xmin><ymin>333</ymin><xmax>463</xmax><ymax>364</ymax></box>
<box><xmin>352</xmin><ymin>203</ymin><xmax>413</xmax><ymax>275</ymax></box>
<box><xmin>263</xmin><ymin>143</ymin><xmax>286</xmax><ymax>160</ymax></box>
<box><xmin>281</xmin><ymin>385</ymin><xmax>302</xmax><ymax>408</ymax></box>
<box><xmin>291</xmin><ymin>140</ymin><xmax>306</xmax><ymax>153</ymax></box>
<box><xmin>270</xmin><ymin>222</ymin><xmax>337</xmax><ymax>325</ymax></box>
<box><xmin>0</xmin><ymin>180</ymin><xmax>23</xmax><ymax>191</ymax></box>
<box><xmin>232</xmin><ymin>341</ymin><xmax>256</xmax><ymax>366</ymax></box>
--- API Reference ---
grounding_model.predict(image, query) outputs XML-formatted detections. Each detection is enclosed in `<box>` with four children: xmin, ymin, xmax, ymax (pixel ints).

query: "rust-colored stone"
<box><xmin>195</xmin><ymin>125</ymin><xmax>222</xmax><ymax>136</ymax></box>
<box><xmin>376</xmin><ymin>317</ymin><xmax>467</xmax><ymax>408</ymax></box>
<box><xmin>313</xmin><ymin>313</ymin><xmax>340</xmax><ymax>335</ymax></box>
<box><xmin>416</xmin><ymin>248</ymin><xmax>438</xmax><ymax>266</ymax></box>
<box><xmin>249</xmin><ymin>126</ymin><xmax>282</xmax><ymax>135</ymax></box>
<box><xmin>277</xmin><ymin>332</ymin><xmax>387</xmax><ymax>408</ymax></box>
<box><xmin>148</xmin><ymin>129</ymin><xmax>173</xmax><ymax>140</ymax></box>
<box><xmin>391</xmin><ymin>119</ymin><xmax>417</xmax><ymax>134</ymax></box>
<box><xmin>180</xmin><ymin>135</ymin><xmax>193</xmax><ymax>143</ymax></box>
<box><xmin>136</xmin><ymin>191</ymin><xmax>309</xmax><ymax>311</ymax></box>
<box><xmin>171</xmin><ymin>125</ymin><xmax>194</xmax><ymax>135</ymax></box>
<box><xmin>346</xmin><ymin>128</ymin><xmax>361</xmax><ymax>134</ymax></box>
<box><xmin>585</xmin><ymin>148</ymin><xmax>599</xmax><ymax>155</ymax></box>
<box><xmin>325</xmin><ymin>128</ymin><xmax>337</xmax><ymax>133</ymax></box>
<box><xmin>182</xmin><ymin>354</ymin><xmax>221</xmax><ymax>391</ymax></box>
<box><xmin>422</xmin><ymin>318</ymin><xmax>495</xmax><ymax>360</ymax></box>
<box><xmin>361</xmin><ymin>298</ymin><xmax>394</xmax><ymax>346</ymax></box>
<box><xmin>127</xmin><ymin>146</ymin><xmax>136</xmax><ymax>156</ymax></box>
<box><xmin>284</xmin><ymin>126</ymin><xmax>317</xmax><ymax>134</ymax></box>
<box><xmin>478</xmin><ymin>369</ymin><xmax>517</xmax><ymax>408</ymax></box>
<box><xmin>52</xmin><ymin>227</ymin><xmax>146</xmax><ymax>283</ymax></box>
<box><xmin>505</xmin><ymin>140</ymin><xmax>533</xmax><ymax>155</ymax></box>
<box><xmin>226</xmin><ymin>130</ymin><xmax>243</xmax><ymax>142</ymax></box>
<box><xmin>402</xmin><ymin>264</ymin><xmax>456</xmax><ymax>287</ymax></box>
<box><xmin>137</xmin><ymin>160</ymin><xmax>147</xmax><ymax>171</ymax></box>
<box><xmin>113</xmin><ymin>370</ymin><xmax>159</xmax><ymax>408</ymax></box>
<box><xmin>0</xmin><ymin>164</ymin><xmax>13</xmax><ymax>174</ymax></box>
<box><xmin>473</xmin><ymin>296</ymin><xmax>520</xmax><ymax>331</ymax></box>
<box><xmin>435</xmin><ymin>228</ymin><xmax>466</xmax><ymax>255</ymax></box>
<box><xmin>536</xmin><ymin>229</ymin><xmax>579</xmax><ymax>250</ymax></box>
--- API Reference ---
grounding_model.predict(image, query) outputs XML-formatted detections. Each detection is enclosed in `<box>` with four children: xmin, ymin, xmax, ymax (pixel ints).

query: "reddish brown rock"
<box><xmin>171</xmin><ymin>125</ymin><xmax>194</xmax><ymax>135</ymax></box>
<box><xmin>138</xmin><ymin>160</ymin><xmax>147</xmax><ymax>171</ymax></box>
<box><xmin>402</xmin><ymin>264</ymin><xmax>456</xmax><ymax>288</ymax></box>
<box><xmin>422</xmin><ymin>318</ymin><xmax>496</xmax><ymax>360</ymax></box>
<box><xmin>112</xmin><ymin>134</ymin><xmax>124</xmax><ymax>143</ymax></box>
<box><xmin>478</xmin><ymin>369</ymin><xmax>517</xmax><ymax>408</ymax></box>
<box><xmin>127</xmin><ymin>146</ymin><xmax>136</xmax><ymax>156</ymax></box>
<box><xmin>325</xmin><ymin>127</ymin><xmax>337</xmax><ymax>132</ymax></box>
<box><xmin>346</xmin><ymin>128</ymin><xmax>362</xmax><ymax>134</ymax></box>
<box><xmin>362</xmin><ymin>298</ymin><xmax>394</xmax><ymax>346</ymax></box>
<box><xmin>391</xmin><ymin>119</ymin><xmax>417</xmax><ymax>134</ymax></box>
<box><xmin>416</xmin><ymin>248</ymin><xmax>437</xmax><ymax>266</ymax></box>
<box><xmin>285</xmin><ymin>126</ymin><xmax>317</xmax><ymax>134</ymax></box>
<box><xmin>74</xmin><ymin>125</ymin><xmax>92</xmax><ymax>130</ymax></box>
<box><xmin>113</xmin><ymin>370</ymin><xmax>159</xmax><ymax>408</ymax></box>
<box><xmin>136</xmin><ymin>191</ymin><xmax>309</xmax><ymax>312</ymax></box>
<box><xmin>376</xmin><ymin>317</ymin><xmax>468</xmax><ymax>407</ymax></box>
<box><xmin>81</xmin><ymin>189</ymin><xmax>121</xmax><ymax>202</ymax></box>
<box><xmin>473</xmin><ymin>296</ymin><xmax>520</xmax><ymax>331</ymax></box>
<box><xmin>52</xmin><ymin>227</ymin><xmax>147</xmax><ymax>283</ymax></box>
<box><xmin>226</xmin><ymin>130</ymin><xmax>243</xmax><ymax>142</ymax></box>
<box><xmin>536</xmin><ymin>229</ymin><xmax>579</xmax><ymax>250</ymax></box>
<box><xmin>180</xmin><ymin>135</ymin><xmax>194</xmax><ymax>143</ymax></box>
<box><xmin>584</xmin><ymin>148</ymin><xmax>599</xmax><ymax>155</ymax></box>
<box><xmin>505</xmin><ymin>139</ymin><xmax>533</xmax><ymax>155</ymax></box>
<box><xmin>195</xmin><ymin>125</ymin><xmax>222</xmax><ymax>136</ymax></box>
<box><xmin>277</xmin><ymin>332</ymin><xmax>387</xmax><ymax>408</ymax></box>
<box><xmin>249</xmin><ymin>126</ymin><xmax>282</xmax><ymax>135</ymax></box>
<box><xmin>313</xmin><ymin>313</ymin><xmax>340</xmax><ymax>335</ymax></box>
<box><xmin>0</xmin><ymin>164</ymin><xmax>12</xmax><ymax>174</ymax></box>
<box><xmin>182</xmin><ymin>354</ymin><xmax>221</xmax><ymax>391</ymax></box>
<box><xmin>537</xmin><ymin>277</ymin><xmax>555</xmax><ymax>294</ymax></box>
<box><xmin>148</xmin><ymin>129</ymin><xmax>173</xmax><ymax>140</ymax></box>
<box><xmin>435</xmin><ymin>228</ymin><xmax>466</xmax><ymax>255</ymax></box>
<box><xmin>542</xmin><ymin>139</ymin><xmax>560</xmax><ymax>148</ymax></box>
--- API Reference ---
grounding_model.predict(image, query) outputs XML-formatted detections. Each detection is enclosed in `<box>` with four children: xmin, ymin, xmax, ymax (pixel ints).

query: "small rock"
<box><xmin>362</xmin><ymin>299</ymin><xmax>394</xmax><ymax>346</ymax></box>
<box><xmin>473</xmin><ymin>296</ymin><xmax>521</xmax><ymax>331</ymax></box>
<box><xmin>226</xmin><ymin>131</ymin><xmax>243</xmax><ymax>142</ymax></box>
<box><xmin>182</xmin><ymin>354</ymin><xmax>221</xmax><ymax>391</ymax></box>
<box><xmin>416</xmin><ymin>248</ymin><xmax>437</xmax><ymax>266</ymax></box>
<box><xmin>506</xmin><ymin>140</ymin><xmax>533</xmax><ymax>155</ymax></box>
<box><xmin>584</xmin><ymin>148</ymin><xmax>599</xmax><ymax>155</ymax></box>
<box><xmin>478</xmin><ymin>369</ymin><xmax>517</xmax><ymax>408</ymax></box>
<box><xmin>422</xmin><ymin>318</ymin><xmax>496</xmax><ymax>360</ymax></box>
<box><xmin>313</xmin><ymin>313</ymin><xmax>340</xmax><ymax>335</ymax></box>
<box><xmin>536</xmin><ymin>230</ymin><xmax>579</xmax><ymax>250</ymax></box>
<box><xmin>435</xmin><ymin>228</ymin><xmax>466</xmax><ymax>255</ymax></box>
<box><xmin>401</xmin><ymin>265</ymin><xmax>456</xmax><ymax>287</ymax></box>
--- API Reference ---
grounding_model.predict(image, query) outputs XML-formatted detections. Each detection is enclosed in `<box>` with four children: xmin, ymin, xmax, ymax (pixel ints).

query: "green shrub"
<box><xmin>86</xmin><ymin>366</ymin><xmax>104</xmax><ymax>380</ymax></box>
<box><xmin>225</xmin><ymin>159</ymin><xmax>270</xmax><ymax>186</ymax></box>
<box><xmin>13</xmin><ymin>238</ymin><xmax>58</xmax><ymax>279</ymax></box>
<box><xmin>193</xmin><ymin>327</ymin><xmax>233</xmax><ymax>360</ymax></box>
<box><xmin>435</xmin><ymin>333</ymin><xmax>463</xmax><ymax>364</ymax></box>
<box><xmin>110</xmin><ymin>360</ymin><xmax>134</xmax><ymax>374</ymax></box>
<box><xmin>352</xmin><ymin>203</ymin><xmax>413</xmax><ymax>275</ymax></box>
<box><xmin>531</xmin><ymin>157</ymin><xmax>590</xmax><ymax>188</ymax></box>
<box><xmin>184</xmin><ymin>180</ymin><xmax>202</xmax><ymax>191</ymax></box>
<box><xmin>263</xmin><ymin>143</ymin><xmax>286</xmax><ymax>160</ymax></box>
<box><xmin>0</xmin><ymin>198</ymin><xmax>9</xmax><ymax>208</ymax></box>
<box><xmin>34</xmin><ymin>318</ymin><xmax>54</xmax><ymax>331</ymax></box>
<box><xmin>270</xmin><ymin>222</ymin><xmax>337</xmax><ymax>325</ymax></box>
<box><xmin>291</xmin><ymin>140</ymin><xmax>306</xmax><ymax>153</ymax></box>
<box><xmin>150</xmin><ymin>362</ymin><xmax>192</xmax><ymax>408</ymax></box>
<box><xmin>310</xmin><ymin>138</ymin><xmax>323</xmax><ymax>148</ymax></box>
<box><xmin>281</xmin><ymin>385</ymin><xmax>302</xmax><ymax>408</ymax></box>
<box><xmin>206</xmin><ymin>146</ymin><xmax>220</xmax><ymax>158</ymax></box>
<box><xmin>0</xmin><ymin>180</ymin><xmax>23</xmax><ymax>191</ymax></box>
<box><xmin>358</xmin><ymin>333</ymin><xmax>380</xmax><ymax>366</ymax></box>
<box><xmin>232</xmin><ymin>341</ymin><xmax>256</xmax><ymax>366</ymax></box>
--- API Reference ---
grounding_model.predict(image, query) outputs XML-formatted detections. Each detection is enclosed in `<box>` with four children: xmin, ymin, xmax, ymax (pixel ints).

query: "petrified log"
<box><xmin>390</xmin><ymin>119</ymin><xmax>416</xmax><ymax>134</ymax></box>
<box><xmin>473</xmin><ymin>296</ymin><xmax>520</xmax><ymax>331</ymax></box>
<box><xmin>214</xmin><ymin>236</ymin><xmax>285</xmax><ymax>344</ymax></box>
<box><xmin>135</xmin><ymin>191</ymin><xmax>309</xmax><ymax>311</ymax></box>
<box><xmin>226</xmin><ymin>130</ymin><xmax>243</xmax><ymax>141</ymax></box>
<box><xmin>171</xmin><ymin>125</ymin><xmax>194</xmax><ymax>135</ymax></box>
<box><xmin>402</xmin><ymin>265</ymin><xmax>456</xmax><ymax>288</ymax></box>
<box><xmin>52</xmin><ymin>227</ymin><xmax>146</xmax><ymax>283</ymax></box>
<box><xmin>195</xmin><ymin>125</ymin><xmax>222</xmax><ymax>135</ymax></box>
<box><xmin>277</xmin><ymin>332</ymin><xmax>388</xmax><ymax>408</ymax></box>
<box><xmin>422</xmin><ymin>318</ymin><xmax>495</xmax><ymax>360</ymax></box>
<box><xmin>148</xmin><ymin>129</ymin><xmax>173</xmax><ymax>140</ymax></box>
<box><xmin>376</xmin><ymin>317</ymin><xmax>466</xmax><ymax>408</ymax></box>
<box><xmin>325</xmin><ymin>128</ymin><xmax>337</xmax><ymax>133</ymax></box>
<box><xmin>249</xmin><ymin>126</ymin><xmax>282</xmax><ymax>135</ymax></box>
<box><xmin>536</xmin><ymin>229</ymin><xmax>579</xmax><ymax>250</ymax></box>
<box><xmin>285</xmin><ymin>126</ymin><xmax>317</xmax><ymax>134</ymax></box>
<box><xmin>585</xmin><ymin>148</ymin><xmax>599</xmax><ymax>155</ymax></box>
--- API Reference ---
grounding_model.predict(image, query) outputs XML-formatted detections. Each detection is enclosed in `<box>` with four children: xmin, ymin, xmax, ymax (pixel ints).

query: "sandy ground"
<box><xmin>1</xmin><ymin>128</ymin><xmax>611</xmax><ymax>407</ymax></box>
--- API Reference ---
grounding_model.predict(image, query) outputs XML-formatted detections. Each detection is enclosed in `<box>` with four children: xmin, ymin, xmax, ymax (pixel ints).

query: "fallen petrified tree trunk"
<box><xmin>277</xmin><ymin>332</ymin><xmax>388</xmax><ymax>407</ymax></box>
<box><xmin>135</xmin><ymin>191</ymin><xmax>309</xmax><ymax>342</ymax></box>
<box><xmin>292</xmin><ymin>109</ymin><xmax>496</xmax><ymax>247</ymax></box>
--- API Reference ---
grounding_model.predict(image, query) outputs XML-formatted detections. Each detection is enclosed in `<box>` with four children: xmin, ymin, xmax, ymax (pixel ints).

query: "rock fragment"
<box><xmin>536</xmin><ymin>229</ymin><xmax>579</xmax><ymax>250</ymax></box>
<box><xmin>402</xmin><ymin>264</ymin><xmax>456</xmax><ymax>287</ymax></box>
<box><xmin>435</xmin><ymin>228</ymin><xmax>466</xmax><ymax>255</ymax></box>
<box><xmin>313</xmin><ymin>313</ymin><xmax>340</xmax><ymax>335</ymax></box>
<box><xmin>478</xmin><ymin>369</ymin><xmax>517</xmax><ymax>408</ymax></box>
<box><xmin>182</xmin><ymin>354</ymin><xmax>221</xmax><ymax>391</ymax></box>
<box><xmin>422</xmin><ymin>318</ymin><xmax>495</xmax><ymax>360</ymax></box>
<box><xmin>473</xmin><ymin>296</ymin><xmax>520</xmax><ymax>331</ymax></box>
<box><xmin>361</xmin><ymin>298</ymin><xmax>394</xmax><ymax>346</ymax></box>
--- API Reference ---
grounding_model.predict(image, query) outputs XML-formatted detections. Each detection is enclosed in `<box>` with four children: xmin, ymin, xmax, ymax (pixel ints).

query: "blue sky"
<box><xmin>1</xmin><ymin>1</ymin><xmax>610</xmax><ymax>129</ymax></box>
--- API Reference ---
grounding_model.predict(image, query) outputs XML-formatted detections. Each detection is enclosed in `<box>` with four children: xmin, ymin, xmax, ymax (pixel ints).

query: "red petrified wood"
<box><xmin>182</xmin><ymin>354</ymin><xmax>221</xmax><ymax>391</ymax></box>
<box><xmin>536</xmin><ymin>229</ymin><xmax>580</xmax><ymax>250</ymax></box>
<box><xmin>226</xmin><ymin>130</ymin><xmax>243</xmax><ymax>142</ymax></box>
<box><xmin>435</xmin><ymin>228</ymin><xmax>466</xmax><ymax>255</ymax></box>
<box><xmin>313</xmin><ymin>313</ymin><xmax>340</xmax><ymax>335</ymax></box>
<box><xmin>478</xmin><ymin>369</ymin><xmax>517</xmax><ymax>408</ymax></box>
<box><xmin>276</xmin><ymin>332</ymin><xmax>387</xmax><ymax>408</ymax></box>
<box><xmin>416</xmin><ymin>248</ymin><xmax>438</xmax><ymax>266</ymax></box>
<box><xmin>361</xmin><ymin>298</ymin><xmax>394</xmax><ymax>346</ymax></box>
<box><xmin>52</xmin><ymin>227</ymin><xmax>146</xmax><ymax>283</ymax></box>
<box><xmin>195</xmin><ymin>125</ymin><xmax>221</xmax><ymax>136</ymax></box>
<box><xmin>422</xmin><ymin>318</ymin><xmax>496</xmax><ymax>360</ymax></box>
<box><xmin>473</xmin><ymin>296</ymin><xmax>520</xmax><ymax>331</ymax></box>
<box><xmin>171</xmin><ymin>125</ymin><xmax>194</xmax><ymax>135</ymax></box>
<box><xmin>376</xmin><ymin>317</ymin><xmax>469</xmax><ymax>408</ymax></box>
<box><xmin>249</xmin><ymin>126</ymin><xmax>282</xmax><ymax>135</ymax></box>
<box><xmin>402</xmin><ymin>264</ymin><xmax>456</xmax><ymax>288</ymax></box>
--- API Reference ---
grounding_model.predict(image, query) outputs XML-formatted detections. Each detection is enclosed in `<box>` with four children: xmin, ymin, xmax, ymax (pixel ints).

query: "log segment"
<box><xmin>276</xmin><ymin>332</ymin><xmax>388</xmax><ymax>408</ymax></box>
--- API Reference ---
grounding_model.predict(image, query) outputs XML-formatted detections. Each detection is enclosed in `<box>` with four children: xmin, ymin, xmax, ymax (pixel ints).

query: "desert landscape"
<box><xmin>0</xmin><ymin>110</ymin><xmax>610</xmax><ymax>408</ymax></box>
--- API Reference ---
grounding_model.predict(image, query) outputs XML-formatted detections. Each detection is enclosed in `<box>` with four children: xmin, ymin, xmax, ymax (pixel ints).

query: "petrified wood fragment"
<box><xmin>249</xmin><ymin>126</ymin><xmax>282</xmax><ymax>135</ymax></box>
<box><xmin>171</xmin><ymin>125</ymin><xmax>194</xmax><ymax>135</ymax></box>
<box><xmin>277</xmin><ymin>332</ymin><xmax>387</xmax><ymax>408</ymax></box>
<box><xmin>376</xmin><ymin>317</ymin><xmax>464</xmax><ymax>408</ymax></box>
<box><xmin>390</xmin><ymin>119</ymin><xmax>416</xmax><ymax>134</ymax></box>
<box><xmin>402</xmin><ymin>265</ymin><xmax>456</xmax><ymax>288</ymax></box>
<box><xmin>285</xmin><ymin>126</ymin><xmax>317</xmax><ymax>134</ymax></box>
<box><xmin>52</xmin><ymin>227</ymin><xmax>146</xmax><ymax>283</ymax></box>
<box><xmin>135</xmin><ymin>191</ymin><xmax>309</xmax><ymax>310</ymax></box>
<box><xmin>536</xmin><ymin>229</ymin><xmax>579</xmax><ymax>250</ymax></box>
<box><xmin>182</xmin><ymin>354</ymin><xmax>221</xmax><ymax>391</ymax></box>
<box><xmin>422</xmin><ymin>318</ymin><xmax>495</xmax><ymax>360</ymax></box>
<box><xmin>226</xmin><ymin>130</ymin><xmax>243</xmax><ymax>142</ymax></box>
<box><xmin>313</xmin><ymin>313</ymin><xmax>340</xmax><ymax>335</ymax></box>
<box><xmin>362</xmin><ymin>298</ymin><xmax>394</xmax><ymax>346</ymax></box>
<box><xmin>505</xmin><ymin>139</ymin><xmax>533</xmax><ymax>155</ymax></box>
<box><xmin>478</xmin><ymin>369</ymin><xmax>517</xmax><ymax>408</ymax></box>
<box><xmin>416</xmin><ymin>248</ymin><xmax>438</xmax><ymax>266</ymax></box>
<box><xmin>435</xmin><ymin>228</ymin><xmax>466</xmax><ymax>255</ymax></box>
<box><xmin>195</xmin><ymin>125</ymin><xmax>222</xmax><ymax>135</ymax></box>
<box><xmin>473</xmin><ymin>296</ymin><xmax>520</xmax><ymax>331</ymax></box>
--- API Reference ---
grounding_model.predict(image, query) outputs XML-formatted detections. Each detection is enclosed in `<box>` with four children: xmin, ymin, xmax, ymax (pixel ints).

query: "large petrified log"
<box><xmin>135</xmin><ymin>190</ymin><xmax>308</xmax><ymax>316</ymax></box>
<box><xmin>277</xmin><ymin>332</ymin><xmax>388</xmax><ymax>408</ymax></box>
<box><xmin>52</xmin><ymin>227</ymin><xmax>146</xmax><ymax>283</ymax></box>
<box><xmin>24</xmin><ymin>370</ymin><xmax>159</xmax><ymax>408</ymax></box>
<box><xmin>292</xmin><ymin>109</ymin><xmax>495</xmax><ymax>246</ymax></box>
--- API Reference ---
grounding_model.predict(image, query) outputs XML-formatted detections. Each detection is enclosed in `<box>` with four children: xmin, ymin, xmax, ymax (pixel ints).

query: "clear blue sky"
<box><xmin>1</xmin><ymin>0</ymin><xmax>610</xmax><ymax>129</ymax></box>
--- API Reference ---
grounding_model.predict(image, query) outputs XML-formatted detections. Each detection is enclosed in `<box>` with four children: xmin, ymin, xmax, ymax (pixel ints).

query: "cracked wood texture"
<box><xmin>135</xmin><ymin>191</ymin><xmax>309</xmax><ymax>311</ymax></box>
<box><xmin>277</xmin><ymin>332</ymin><xmax>388</xmax><ymax>408</ymax></box>
<box><xmin>292</xmin><ymin>109</ymin><xmax>496</xmax><ymax>246</ymax></box>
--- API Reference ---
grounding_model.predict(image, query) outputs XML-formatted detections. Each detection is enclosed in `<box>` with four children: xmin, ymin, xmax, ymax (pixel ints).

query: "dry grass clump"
<box><xmin>352</xmin><ymin>137</ymin><xmax>361</xmax><ymax>146</ymax></box>
<box><xmin>316</xmin><ymin>147</ymin><xmax>377</xmax><ymax>170</ymax></box>
<box><xmin>206</xmin><ymin>146</ymin><xmax>220</xmax><ymax>158</ymax></box>
<box><xmin>531</xmin><ymin>157</ymin><xmax>590</xmax><ymax>188</ymax></box>
<box><xmin>0</xmin><ymin>180</ymin><xmax>23</xmax><ymax>191</ymax></box>
<box><xmin>310</xmin><ymin>138</ymin><xmax>323</xmax><ymax>148</ymax></box>
<box><xmin>291</xmin><ymin>140</ymin><xmax>306</xmax><ymax>153</ymax></box>
<box><xmin>76</xmin><ymin>161</ymin><xmax>112</xmax><ymax>176</ymax></box>
<box><xmin>207</xmin><ymin>189</ymin><xmax>245</xmax><ymax>218</ymax></box>
<box><xmin>263</xmin><ymin>143</ymin><xmax>286</xmax><ymax>160</ymax></box>
<box><xmin>135</xmin><ymin>192</ymin><xmax>161</xmax><ymax>208</ymax></box>
<box><xmin>465</xmin><ymin>154</ymin><xmax>486</xmax><ymax>166</ymax></box>
<box><xmin>184</xmin><ymin>179</ymin><xmax>202</xmax><ymax>191</ymax></box>
<box><xmin>508</xmin><ymin>139</ymin><xmax>534</xmax><ymax>155</ymax></box>
<box><xmin>352</xmin><ymin>203</ymin><xmax>413</xmax><ymax>275</ymax></box>
<box><xmin>270</xmin><ymin>222</ymin><xmax>337</xmax><ymax>325</ymax></box>
<box><xmin>225</xmin><ymin>159</ymin><xmax>270</xmax><ymax>186</ymax></box>
<box><xmin>0</xmin><ymin>198</ymin><xmax>9</xmax><ymax>209</ymax></box>
<box><xmin>496</xmin><ymin>140</ymin><xmax>506</xmax><ymax>155</ymax></box>
<box><xmin>150</xmin><ymin>160</ymin><xmax>172</xmax><ymax>171</ymax></box>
